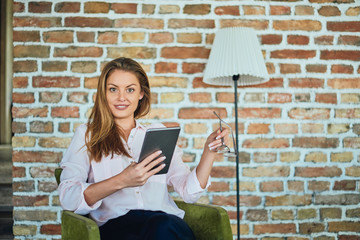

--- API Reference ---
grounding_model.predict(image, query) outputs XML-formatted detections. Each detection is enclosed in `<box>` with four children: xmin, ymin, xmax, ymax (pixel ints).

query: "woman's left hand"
<box><xmin>205</xmin><ymin>127</ymin><xmax>230</xmax><ymax>153</ymax></box>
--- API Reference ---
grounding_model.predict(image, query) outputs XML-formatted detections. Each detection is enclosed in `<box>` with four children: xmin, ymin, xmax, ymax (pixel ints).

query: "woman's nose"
<box><xmin>117</xmin><ymin>91</ymin><xmax>125</xmax><ymax>101</ymax></box>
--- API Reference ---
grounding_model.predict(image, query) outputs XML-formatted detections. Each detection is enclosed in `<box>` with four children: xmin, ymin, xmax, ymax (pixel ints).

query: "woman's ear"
<box><xmin>139</xmin><ymin>91</ymin><xmax>144</xmax><ymax>100</ymax></box>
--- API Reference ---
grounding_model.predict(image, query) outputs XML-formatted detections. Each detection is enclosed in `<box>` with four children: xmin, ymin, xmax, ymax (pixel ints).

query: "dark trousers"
<box><xmin>99</xmin><ymin>210</ymin><xmax>195</xmax><ymax>240</ymax></box>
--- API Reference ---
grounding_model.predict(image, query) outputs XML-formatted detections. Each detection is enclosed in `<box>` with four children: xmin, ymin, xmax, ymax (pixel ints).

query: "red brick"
<box><xmin>247</xmin><ymin>123</ymin><xmax>270</xmax><ymax>134</ymax></box>
<box><xmin>43</xmin><ymin>31</ymin><xmax>73</xmax><ymax>43</ymax></box>
<box><xmin>243</xmin><ymin>166</ymin><xmax>290</xmax><ymax>178</ymax></box>
<box><xmin>287</xmin><ymin>35</ymin><xmax>309</xmax><ymax>45</ymax></box>
<box><xmin>243</xmin><ymin>5</ymin><xmax>265</xmax><ymax>15</ymax></box>
<box><xmin>13</xmin><ymin>2</ymin><xmax>25</xmax><ymax>12</ymax></box>
<box><xmin>84</xmin><ymin>2</ymin><xmax>109</xmax><ymax>13</ymax></box>
<box><xmin>213</xmin><ymin>195</ymin><xmax>237</xmax><ymax>207</ymax></box>
<box><xmin>98</xmin><ymin>32</ymin><xmax>118</xmax><ymax>44</ymax></box>
<box><xmin>67</xmin><ymin>92</ymin><xmax>88</xmax><ymax>104</ymax></box>
<box><xmin>336</xmin><ymin>109</ymin><xmax>360</xmax><ymax>119</ymax></box>
<box><xmin>54</xmin><ymin>47</ymin><xmax>102</xmax><ymax>58</ymax></box>
<box><xmin>268</xmin><ymin>93</ymin><xmax>292</xmax><ymax>103</ymax></box>
<box><xmin>295</xmin><ymin>5</ymin><xmax>314</xmax><ymax>15</ymax></box>
<box><xmin>266</xmin><ymin>195</ymin><xmax>312</xmax><ymax>206</ymax></box>
<box><xmin>40</xmin><ymin>224</ymin><xmax>61</xmax><ymax>235</ymax></box>
<box><xmin>318</xmin><ymin>6</ymin><xmax>341</xmax><ymax>16</ymax></box>
<box><xmin>155</xmin><ymin>62</ymin><xmax>177</xmax><ymax>73</ymax></box>
<box><xmin>338</xmin><ymin>35</ymin><xmax>360</xmax><ymax>46</ymax></box>
<box><xmin>111</xmin><ymin>3</ymin><xmax>137</xmax><ymax>14</ymax></box>
<box><xmin>220</xmin><ymin>19</ymin><xmax>269</xmax><ymax>30</ymax></box>
<box><xmin>12</xmin><ymin>122</ymin><xmax>26</xmax><ymax>134</ymax></box>
<box><xmin>299</xmin><ymin>223</ymin><xmax>325</xmax><ymax>234</ymax></box>
<box><xmin>297</xmin><ymin>167</ymin><xmax>340</xmax><ymax>177</ymax></box>
<box><xmin>344</xmin><ymin>137</ymin><xmax>360</xmax><ymax>148</ymax></box>
<box><xmin>115</xmin><ymin>19</ymin><xmax>164</xmax><ymax>29</ymax></box>
<box><xmin>28</xmin><ymin>2</ymin><xmax>52</xmax><ymax>13</ymax></box>
<box><xmin>12</xmin><ymin>166</ymin><xmax>26</xmax><ymax>178</ymax></box>
<box><xmin>13</xmin><ymin>195</ymin><xmax>49</xmax><ymax>206</ymax></box>
<box><xmin>328</xmin><ymin>78</ymin><xmax>360</xmax><ymax>89</ymax></box>
<box><xmin>333</xmin><ymin>180</ymin><xmax>356</xmax><ymax>191</ymax></box>
<box><xmin>183</xmin><ymin>4</ymin><xmax>211</xmax><ymax>15</ymax></box>
<box><xmin>13</xmin><ymin>17</ymin><xmax>61</xmax><ymax>28</ymax></box>
<box><xmin>14</xmin><ymin>45</ymin><xmax>50</xmax><ymax>58</ymax></box>
<box><xmin>189</xmin><ymin>93</ymin><xmax>211</xmax><ymax>103</ymax></box>
<box><xmin>13</xmin><ymin>60</ymin><xmax>37</xmax><ymax>73</ymax></box>
<box><xmin>214</xmin><ymin>6</ymin><xmax>240</xmax><ymax>16</ymax></box>
<box><xmin>273</xmin><ymin>20</ymin><xmax>321</xmax><ymax>31</ymax></box>
<box><xmin>261</xmin><ymin>181</ymin><xmax>283</xmax><ymax>192</ymax></box>
<box><xmin>238</xmin><ymin>108</ymin><xmax>281</xmax><ymax>119</ymax></box>
<box><xmin>331</xmin><ymin>64</ymin><xmax>354</xmax><ymax>74</ymax></box>
<box><xmin>12</xmin><ymin>93</ymin><xmax>34</xmax><ymax>104</ymax></box>
<box><xmin>42</xmin><ymin>61</ymin><xmax>67</xmax><ymax>72</ymax></box>
<box><xmin>55</xmin><ymin>2</ymin><xmax>80</xmax><ymax>13</ymax></box>
<box><xmin>13</xmin><ymin>31</ymin><xmax>40</xmax><ymax>42</ymax></box>
<box><xmin>107</xmin><ymin>47</ymin><xmax>156</xmax><ymax>59</ymax></box>
<box><xmin>270</xmin><ymin>6</ymin><xmax>291</xmax><ymax>15</ymax></box>
<box><xmin>161</xmin><ymin>47</ymin><xmax>210</xmax><ymax>59</ymax></box>
<box><xmin>168</xmin><ymin>19</ymin><xmax>215</xmax><ymax>29</ymax></box>
<box><xmin>33</xmin><ymin>76</ymin><xmax>80</xmax><ymax>88</ymax></box>
<box><xmin>261</xmin><ymin>34</ymin><xmax>282</xmax><ymax>45</ymax></box>
<box><xmin>275</xmin><ymin>124</ymin><xmax>298</xmax><ymax>134</ymax></box>
<box><xmin>13</xmin><ymin>77</ymin><xmax>28</xmax><ymax>88</ymax></box>
<box><xmin>327</xmin><ymin>21</ymin><xmax>360</xmax><ymax>32</ymax></box>
<box><xmin>280</xmin><ymin>64</ymin><xmax>301</xmax><ymax>74</ymax></box>
<box><xmin>289</xmin><ymin>108</ymin><xmax>330</xmax><ymax>120</ymax></box>
<box><xmin>65</xmin><ymin>17</ymin><xmax>112</xmax><ymax>28</ymax></box>
<box><xmin>77</xmin><ymin>32</ymin><xmax>95</xmax><ymax>42</ymax></box>
<box><xmin>13</xmin><ymin>151</ymin><xmax>62</xmax><ymax>163</ymax></box>
<box><xmin>39</xmin><ymin>92</ymin><xmax>62</xmax><ymax>103</ymax></box>
<box><xmin>321</xmin><ymin>50</ymin><xmax>360</xmax><ymax>61</ymax></box>
<box><xmin>314</xmin><ymin>35</ymin><xmax>334</xmax><ymax>45</ymax></box>
<box><xmin>306</xmin><ymin>64</ymin><xmax>327</xmax><ymax>73</ymax></box>
<box><xmin>243</xmin><ymin>138</ymin><xmax>289</xmax><ymax>148</ymax></box>
<box><xmin>182</xmin><ymin>63</ymin><xmax>205</xmax><ymax>74</ymax></box>
<box><xmin>12</xmin><ymin>107</ymin><xmax>48</xmax><ymax>118</ymax></box>
<box><xmin>316</xmin><ymin>93</ymin><xmax>337</xmax><ymax>104</ymax></box>
<box><xmin>293</xmin><ymin>137</ymin><xmax>339</xmax><ymax>148</ymax></box>
<box><xmin>254</xmin><ymin>224</ymin><xmax>296</xmax><ymax>234</ymax></box>
<box><xmin>289</xmin><ymin>78</ymin><xmax>324</xmax><ymax>88</ymax></box>
<box><xmin>177</xmin><ymin>33</ymin><xmax>201</xmax><ymax>44</ymax></box>
<box><xmin>271</xmin><ymin>50</ymin><xmax>316</xmax><ymax>59</ymax></box>
<box><xmin>329</xmin><ymin>222</ymin><xmax>360</xmax><ymax>232</ymax></box>
<box><xmin>178</xmin><ymin>108</ymin><xmax>227</xmax><ymax>119</ymax></box>
<box><xmin>149</xmin><ymin>32</ymin><xmax>174</xmax><ymax>44</ymax></box>
<box><xmin>210</xmin><ymin>166</ymin><xmax>236</xmax><ymax>178</ymax></box>
<box><xmin>51</xmin><ymin>107</ymin><xmax>79</xmax><ymax>118</ymax></box>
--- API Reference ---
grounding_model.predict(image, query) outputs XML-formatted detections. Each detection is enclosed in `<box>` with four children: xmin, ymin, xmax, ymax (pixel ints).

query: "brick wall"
<box><xmin>12</xmin><ymin>0</ymin><xmax>360</xmax><ymax>239</ymax></box>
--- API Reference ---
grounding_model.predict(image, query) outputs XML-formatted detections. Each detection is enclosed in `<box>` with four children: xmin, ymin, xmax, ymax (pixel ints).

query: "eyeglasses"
<box><xmin>213</xmin><ymin>111</ymin><xmax>237</xmax><ymax>158</ymax></box>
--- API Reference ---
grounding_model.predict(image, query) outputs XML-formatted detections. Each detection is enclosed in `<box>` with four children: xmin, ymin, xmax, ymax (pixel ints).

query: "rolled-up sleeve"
<box><xmin>58</xmin><ymin>125</ymin><xmax>102</xmax><ymax>215</ymax></box>
<box><xmin>167</xmin><ymin>146</ymin><xmax>211</xmax><ymax>203</ymax></box>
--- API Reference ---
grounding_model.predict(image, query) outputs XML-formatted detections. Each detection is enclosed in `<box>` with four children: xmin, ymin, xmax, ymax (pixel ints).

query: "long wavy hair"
<box><xmin>85</xmin><ymin>57</ymin><xmax>151</xmax><ymax>162</ymax></box>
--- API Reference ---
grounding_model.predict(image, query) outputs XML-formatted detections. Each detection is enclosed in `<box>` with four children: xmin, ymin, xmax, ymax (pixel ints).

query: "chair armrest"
<box><xmin>61</xmin><ymin>210</ymin><xmax>100</xmax><ymax>240</ymax></box>
<box><xmin>175</xmin><ymin>200</ymin><xmax>233</xmax><ymax>240</ymax></box>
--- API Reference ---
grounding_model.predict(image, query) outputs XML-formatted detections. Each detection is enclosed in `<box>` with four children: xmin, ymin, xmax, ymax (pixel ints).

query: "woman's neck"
<box><xmin>115</xmin><ymin>118</ymin><xmax>136</xmax><ymax>139</ymax></box>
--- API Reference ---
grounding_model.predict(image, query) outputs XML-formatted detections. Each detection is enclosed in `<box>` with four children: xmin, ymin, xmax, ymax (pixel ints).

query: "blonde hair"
<box><xmin>85</xmin><ymin>58</ymin><xmax>151</xmax><ymax>162</ymax></box>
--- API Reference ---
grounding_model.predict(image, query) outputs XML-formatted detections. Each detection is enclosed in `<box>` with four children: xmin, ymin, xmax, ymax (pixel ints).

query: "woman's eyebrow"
<box><xmin>126</xmin><ymin>84</ymin><xmax>137</xmax><ymax>88</ymax></box>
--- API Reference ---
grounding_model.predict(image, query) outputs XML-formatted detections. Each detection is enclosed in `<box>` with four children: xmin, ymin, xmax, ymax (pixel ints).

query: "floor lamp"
<box><xmin>203</xmin><ymin>27</ymin><xmax>269</xmax><ymax>239</ymax></box>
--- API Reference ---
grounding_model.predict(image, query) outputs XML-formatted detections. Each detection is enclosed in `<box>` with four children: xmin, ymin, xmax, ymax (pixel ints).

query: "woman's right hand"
<box><xmin>117</xmin><ymin>150</ymin><xmax>166</xmax><ymax>188</ymax></box>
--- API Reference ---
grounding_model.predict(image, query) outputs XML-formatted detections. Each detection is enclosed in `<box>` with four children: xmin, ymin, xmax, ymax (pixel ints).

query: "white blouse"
<box><xmin>58</xmin><ymin>121</ymin><xmax>210</xmax><ymax>226</ymax></box>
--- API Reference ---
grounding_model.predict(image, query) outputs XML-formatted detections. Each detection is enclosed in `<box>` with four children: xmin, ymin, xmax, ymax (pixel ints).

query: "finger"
<box><xmin>215</xmin><ymin>128</ymin><xmax>229</xmax><ymax>140</ymax></box>
<box><xmin>139</xmin><ymin>150</ymin><xmax>162</xmax><ymax>166</ymax></box>
<box><xmin>145</xmin><ymin>155</ymin><xmax>166</xmax><ymax>171</ymax></box>
<box><xmin>147</xmin><ymin>162</ymin><xmax>166</xmax><ymax>176</ymax></box>
<box><xmin>208</xmin><ymin>139</ymin><xmax>222</xmax><ymax>148</ymax></box>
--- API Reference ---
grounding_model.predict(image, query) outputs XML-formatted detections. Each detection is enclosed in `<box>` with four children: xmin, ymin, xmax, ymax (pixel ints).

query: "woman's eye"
<box><xmin>127</xmin><ymin>88</ymin><xmax>135</xmax><ymax>93</ymax></box>
<box><xmin>109</xmin><ymin>87</ymin><xmax>117</xmax><ymax>92</ymax></box>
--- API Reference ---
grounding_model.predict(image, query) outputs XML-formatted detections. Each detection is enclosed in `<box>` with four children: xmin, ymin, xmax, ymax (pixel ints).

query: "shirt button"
<box><xmin>136</xmin><ymin>191</ymin><xmax>140</xmax><ymax>194</ymax></box>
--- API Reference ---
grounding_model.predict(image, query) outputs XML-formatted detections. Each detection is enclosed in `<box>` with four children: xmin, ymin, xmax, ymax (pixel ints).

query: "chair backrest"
<box><xmin>55</xmin><ymin>168</ymin><xmax>62</xmax><ymax>185</ymax></box>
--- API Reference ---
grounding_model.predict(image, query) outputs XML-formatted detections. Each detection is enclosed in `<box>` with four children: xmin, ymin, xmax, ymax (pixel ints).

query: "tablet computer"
<box><xmin>138</xmin><ymin>126</ymin><xmax>180</xmax><ymax>175</ymax></box>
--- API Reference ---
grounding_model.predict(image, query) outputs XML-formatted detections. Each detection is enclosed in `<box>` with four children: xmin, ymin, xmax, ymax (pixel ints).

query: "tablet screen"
<box><xmin>138</xmin><ymin>126</ymin><xmax>180</xmax><ymax>175</ymax></box>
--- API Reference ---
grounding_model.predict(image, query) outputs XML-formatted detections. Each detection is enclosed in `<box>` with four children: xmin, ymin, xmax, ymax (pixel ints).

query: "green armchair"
<box><xmin>55</xmin><ymin>168</ymin><xmax>233</xmax><ymax>240</ymax></box>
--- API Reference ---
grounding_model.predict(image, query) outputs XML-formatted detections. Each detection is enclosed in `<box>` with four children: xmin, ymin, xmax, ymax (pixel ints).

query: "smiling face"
<box><xmin>106</xmin><ymin>70</ymin><xmax>144</xmax><ymax>126</ymax></box>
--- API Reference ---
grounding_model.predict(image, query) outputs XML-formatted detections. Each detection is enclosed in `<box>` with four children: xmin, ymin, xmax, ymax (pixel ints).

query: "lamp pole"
<box><xmin>233</xmin><ymin>74</ymin><xmax>240</xmax><ymax>240</ymax></box>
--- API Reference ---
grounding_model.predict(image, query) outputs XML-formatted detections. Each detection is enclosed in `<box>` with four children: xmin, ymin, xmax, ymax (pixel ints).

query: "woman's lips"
<box><xmin>114</xmin><ymin>105</ymin><xmax>128</xmax><ymax>110</ymax></box>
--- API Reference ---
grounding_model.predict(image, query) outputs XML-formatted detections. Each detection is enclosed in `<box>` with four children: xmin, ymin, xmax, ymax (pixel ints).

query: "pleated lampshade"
<box><xmin>203</xmin><ymin>27</ymin><xmax>269</xmax><ymax>86</ymax></box>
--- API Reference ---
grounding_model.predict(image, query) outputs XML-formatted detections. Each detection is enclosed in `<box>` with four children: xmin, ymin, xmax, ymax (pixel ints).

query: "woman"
<box><xmin>58</xmin><ymin>57</ymin><xmax>229</xmax><ymax>240</ymax></box>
